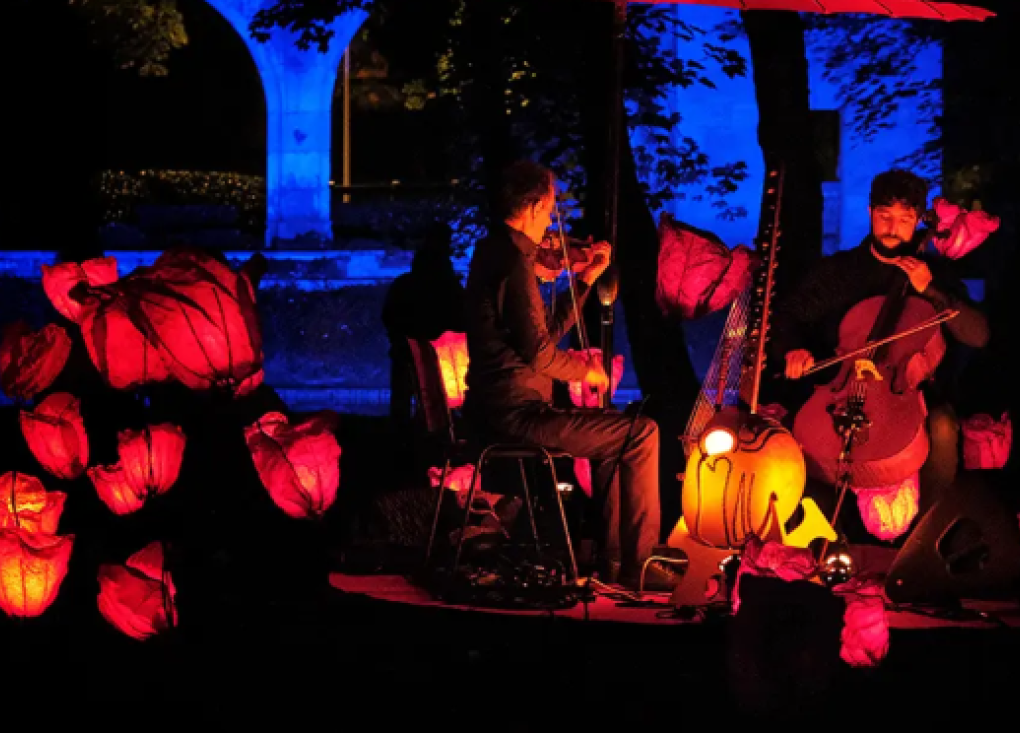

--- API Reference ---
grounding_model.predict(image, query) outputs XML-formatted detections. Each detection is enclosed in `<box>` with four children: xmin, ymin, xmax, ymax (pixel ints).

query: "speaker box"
<box><xmin>885</xmin><ymin>471</ymin><xmax>1020</xmax><ymax>604</ymax></box>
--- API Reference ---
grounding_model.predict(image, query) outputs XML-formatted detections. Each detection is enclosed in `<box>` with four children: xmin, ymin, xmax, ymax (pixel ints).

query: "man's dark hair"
<box><xmin>494</xmin><ymin>161</ymin><xmax>555</xmax><ymax>221</ymax></box>
<box><xmin>869</xmin><ymin>169</ymin><xmax>928</xmax><ymax>215</ymax></box>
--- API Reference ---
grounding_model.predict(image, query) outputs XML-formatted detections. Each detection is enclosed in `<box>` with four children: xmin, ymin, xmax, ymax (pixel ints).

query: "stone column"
<box><xmin>207</xmin><ymin>1</ymin><xmax>368</xmax><ymax>245</ymax></box>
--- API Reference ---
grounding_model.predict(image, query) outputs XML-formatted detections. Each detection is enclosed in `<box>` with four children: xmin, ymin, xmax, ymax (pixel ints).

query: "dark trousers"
<box><xmin>467</xmin><ymin>401</ymin><xmax>661</xmax><ymax>575</ymax></box>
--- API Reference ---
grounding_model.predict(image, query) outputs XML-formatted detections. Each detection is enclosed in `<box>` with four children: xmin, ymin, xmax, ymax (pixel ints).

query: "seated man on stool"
<box><xmin>462</xmin><ymin>160</ymin><xmax>675</xmax><ymax>591</ymax></box>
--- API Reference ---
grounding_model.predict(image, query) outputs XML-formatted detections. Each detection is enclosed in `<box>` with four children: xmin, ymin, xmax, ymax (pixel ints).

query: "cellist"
<box><xmin>769</xmin><ymin>169</ymin><xmax>989</xmax><ymax>517</ymax></box>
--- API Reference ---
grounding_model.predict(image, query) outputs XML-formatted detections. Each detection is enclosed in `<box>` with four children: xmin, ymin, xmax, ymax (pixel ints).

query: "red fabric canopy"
<box><xmin>639</xmin><ymin>0</ymin><xmax>994</xmax><ymax>22</ymax></box>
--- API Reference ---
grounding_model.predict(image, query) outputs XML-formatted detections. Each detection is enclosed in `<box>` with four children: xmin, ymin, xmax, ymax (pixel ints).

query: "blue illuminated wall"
<box><xmin>651</xmin><ymin>7</ymin><xmax>941</xmax><ymax>253</ymax></box>
<box><xmin>207</xmin><ymin>0</ymin><xmax>367</xmax><ymax>245</ymax></box>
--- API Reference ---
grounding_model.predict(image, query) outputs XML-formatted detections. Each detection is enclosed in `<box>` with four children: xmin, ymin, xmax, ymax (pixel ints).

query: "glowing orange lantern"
<box><xmin>0</xmin><ymin>527</ymin><xmax>74</xmax><ymax>618</ymax></box>
<box><xmin>430</xmin><ymin>331</ymin><xmax>469</xmax><ymax>409</ymax></box>
<box><xmin>19</xmin><ymin>392</ymin><xmax>90</xmax><ymax>480</ymax></box>
<box><xmin>854</xmin><ymin>474</ymin><xmax>920</xmax><ymax>541</ymax></box>
<box><xmin>87</xmin><ymin>464</ymin><xmax>146</xmax><ymax>515</ymax></box>
<box><xmin>0</xmin><ymin>472</ymin><xmax>66</xmax><ymax>534</ymax></box>
<box><xmin>117</xmin><ymin>424</ymin><xmax>186</xmax><ymax>498</ymax></box>
<box><xmin>245</xmin><ymin>411</ymin><xmax>341</xmax><ymax>519</ymax></box>
<box><xmin>97</xmin><ymin>541</ymin><xmax>177</xmax><ymax>640</ymax></box>
<box><xmin>41</xmin><ymin>256</ymin><xmax>119</xmax><ymax>324</ymax></box>
<box><xmin>0</xmin><ymin>321</ymin><xmax>73</xmax><ymax>401</ymax></box>
<box><xmin>961</xmin><ymin>412</ymin><xmax>1012</xmax><ymax>470</ymax></box>
<box><xmin>567</xmin><ymin>348</ymin><xmax>624</xmax><ymax>408</ymax></box>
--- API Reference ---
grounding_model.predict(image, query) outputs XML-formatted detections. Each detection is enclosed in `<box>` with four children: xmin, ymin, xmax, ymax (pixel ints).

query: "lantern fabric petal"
<box><xmin>79</xmin><ymin>295</ymin><xmax>172</xmax><ymax>390</ymax></box>
<box><xmin>961</xmin><ymin>412</ymin><xmax>1012</xmax><ymax>469</ymax></box>
<box><xmin>0</xmin><ymin>472</ymin><xmax>67</xmax><ymax>534</ymax></box>
<box><xmin>118</xmin><ymin>248</ymin><xmax>264</xmax><ymax>393</ymax></box>
<box><xmin>0</xmin><ymin>527</ymin><xmax>74</xmax><ymax>618</ymax></box>
<box><xmin>97</xmin><ymin>541</ymin><xmax>176</xmax><ymax>641</ymax></box>
<box><xmin>87</xmin><ymin>463</ymin><xmax>147</xmax><ymax>515</ymax></box>
<box><xmin>430</xmin><ymin>331</ymin><xmax>469</xmax><ymax>409</ymax></box>
<box><xmin>245</xmin><ymin>411</ymin><xmax>341</xmax><ymax>519</ymax></box>
<box><xmin>853</xmin><ymin>475</ymin><xmax>920</xmax><ymax>541</ymax></box>
<box><xmin>117</xmin><ymin>424</ymin><xmax>186</xmax><ymax>498</ymax></box>
<box><xmin>0</xmin><ymin>322</ymin><xmax>73</xmax><ymax>400</ymax></box>
<box><xmin>932</xmin><ymin>196</ymin><xmax>1000</xmax><ymax>260</ymax></box>
<box><xmin>732</xmin><ymin>534</ymin><xmax>817</xmax><ymax>614</ymax></box>
<box><xmin>19</xmin><ymin>392</ymin><xmax>90</xmax><ymax>480</ymax></box>
<box><xmin>833</xmin><ymin>577</ymin><xmax>889</xmax><ymax>668</ymax></box>
<box><xmin>655</xmin><ymin>213</ymin><xmax>759</xmax><ymax>320</ymax></box>
<box><xmin>41</xmin><ymin>256</ymin><xmax>118</xmax><ymax>324</ymax></box>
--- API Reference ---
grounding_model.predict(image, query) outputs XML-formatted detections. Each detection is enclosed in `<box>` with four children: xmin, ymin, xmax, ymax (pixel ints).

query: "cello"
<box><xmin>792</xmin><ymin>222</ymin><xmax>954</xmax><ymax>490</ymax></box>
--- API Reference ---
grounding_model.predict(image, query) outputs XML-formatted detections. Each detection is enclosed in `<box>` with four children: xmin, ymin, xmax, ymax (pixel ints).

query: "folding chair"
<box><xmin>406</xmin><ymin>337</ymin><xmax>579</xmax><ymax>582</ymax></box>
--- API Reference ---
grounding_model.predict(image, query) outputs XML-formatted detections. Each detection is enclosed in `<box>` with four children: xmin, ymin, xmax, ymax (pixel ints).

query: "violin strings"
<box><xmin>552</xmin><ymin>198</ymin><xmax>590</xmax><ymax>352</ymax></box>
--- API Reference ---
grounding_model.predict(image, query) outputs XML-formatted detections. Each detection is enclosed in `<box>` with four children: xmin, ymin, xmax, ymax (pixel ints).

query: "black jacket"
<box><xmin>464</xmin><ymin>223</ymin><xmax>591</xmax><ymax>407</ymax></box>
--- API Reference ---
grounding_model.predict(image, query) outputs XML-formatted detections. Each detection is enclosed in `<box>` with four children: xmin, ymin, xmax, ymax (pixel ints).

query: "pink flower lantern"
<box><xmin>961</xmin><ymin>412</ymin><xmax>1011</xmax><ymax>470</ymax></box>
<box><xmin>833</xmin><ymin>577</ymin><xmax>889</xmax><ymax>668</ymax></box>
<box><xmin>854</xmin><ymin>474</ymin><xmax>920</xmax><ymax>541</ymax></box>
<box><xmin>932</xmin><ymin>196</ymin><xmax>1000</xmax><ymax>259</ymax></box>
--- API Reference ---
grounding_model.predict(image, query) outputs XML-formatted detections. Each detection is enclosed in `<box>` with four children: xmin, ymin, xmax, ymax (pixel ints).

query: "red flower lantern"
<box><xmin>834</xmin><ymin>577</ymin><xmax>889</xmax><ymax>668</ymax></box>
<box><xmin>41</xmin><ymin>256</ymin><xmax>119</xmax><ymax>324</ymax></box>
<box><xmin>0</xmin><ymin>472</ymin><xmax>66</xmax><ymax>534</ymax></box>
<box><xmin>87</xmin><ymin>464</ymin><xmax>146</xmax><ymax>515</ymax></box>
<box><xmin>245</xmin><ymin>411</ymin><xmax>341</xmax><ymax>519</ymax></box>
<box><xmin>117</xmin><ymin>424</ymin><xmax>186</xmax><ymax>498</ymax></box>
<box><xmin>567</xmin><ymin>348</ymin><xmax>624</xmax><ymax>408</ymax></box>
<box><xmin>19</xmin><ymin>392</ymin><xmax>90</xmax><ymax>480</ymax></box>
<box><xmin>962</xmin><ymin>412</ymin><xmax>1012</xmax><ymax>470</ymax></box>
<box><xmin>0</xmin><ymin>527</ymin><xmax>74</xmax><ymax>618</ymax></box>
<box><xmin>430</xmin><ymin>331</ymin><xmax>469</xmax><ymax>409</ymax></box>
<box><xmin>97</xmin><ymin>541</ymin><xmax>177</xmax><ymax>640</ymax></box>
<box><xmin>655</xmin><ymin>213</ymin><xmax>758</xmax><ymax>320</ymax></box>
<box><xmin>78</xmin><ymin>295</ymin><xmax>172</xmax><ymax>390</ymax></box>
<box><xmin>854</xmin><ymin>475</ymin><xmax>920</xmax><ymax>541</ymax></box>
<box><xmin>933</xmin><ymin>196</ymin><xmax>1000</xmax><ymax>260</ymax></box>
<box><xmin>0</xmin><ymin>321</ymin><xmax>73</xmax><ymax>401</ymax></box>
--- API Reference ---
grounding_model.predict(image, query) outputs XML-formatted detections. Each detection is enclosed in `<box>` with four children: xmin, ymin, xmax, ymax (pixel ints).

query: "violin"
<box><xmin>534</xmin><ymin>234</ymin><xmax>603</xmax><ymax>283</ymax></box>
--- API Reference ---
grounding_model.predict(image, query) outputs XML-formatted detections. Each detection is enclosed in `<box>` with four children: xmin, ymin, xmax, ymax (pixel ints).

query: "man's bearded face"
<box><xmin>870</xmin><ymin>202</ymin><xmax>920</xmax><ymax>251</ymax></box>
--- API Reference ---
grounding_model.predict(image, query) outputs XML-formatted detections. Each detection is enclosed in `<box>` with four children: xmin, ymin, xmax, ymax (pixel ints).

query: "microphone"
<box><xmin>597</xmin><ymin>265</ymin><xmax>619</xmax><ymax>308</ymax></box>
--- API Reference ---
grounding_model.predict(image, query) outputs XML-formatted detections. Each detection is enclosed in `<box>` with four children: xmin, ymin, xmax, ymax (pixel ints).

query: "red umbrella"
<box><xmin>638</xmin><ymin>0</ymin><xmax>993</xmax><ymax>21</ymax></box>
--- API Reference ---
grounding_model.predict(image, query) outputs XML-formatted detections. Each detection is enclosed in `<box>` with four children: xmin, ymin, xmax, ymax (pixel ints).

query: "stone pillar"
<box><xmin>207</xmin><ymin>1</ymin><xmax>368</xmax><ymax>246</ymax></box>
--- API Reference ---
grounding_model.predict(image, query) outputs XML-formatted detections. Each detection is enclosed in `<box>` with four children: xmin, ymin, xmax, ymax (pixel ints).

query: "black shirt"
<box><xmin>769</xmin><ymin>238</ymin><xmax>989</xmax><ymax>395</ymax></box>
<box><xmin>464</xmin><ymin>223</ymin><xmax>592</xmax><ymax>408</ymax></box>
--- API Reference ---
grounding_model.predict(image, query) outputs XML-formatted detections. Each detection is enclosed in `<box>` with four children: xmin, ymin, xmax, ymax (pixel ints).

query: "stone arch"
<box><xmin>205</xmin><ymin>0</ymin><xmax>368</xmax><ymax>245</ymax></box>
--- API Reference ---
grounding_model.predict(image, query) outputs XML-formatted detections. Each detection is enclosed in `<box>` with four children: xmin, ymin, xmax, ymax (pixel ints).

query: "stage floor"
<box><xmin>329</xmin><ymin>572</ymin><xmax>1020</xmax><ymax>631</ymax></box>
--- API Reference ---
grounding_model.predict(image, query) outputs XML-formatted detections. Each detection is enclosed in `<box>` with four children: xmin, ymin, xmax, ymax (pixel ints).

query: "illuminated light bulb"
<box><xmin>702</xmin><ymin>428</ymin><xmax>735</xmax><ymax>456</ymax></box>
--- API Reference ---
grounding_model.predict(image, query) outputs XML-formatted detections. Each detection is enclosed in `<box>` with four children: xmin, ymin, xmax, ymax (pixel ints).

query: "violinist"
<box><xmin>462</xmin><ymin>160</ymin><xmax>676</xmax><ymax>590</ymax></box>
<box><xmin>770</xmin><ymin>169</ymin><xmax>989</xmax><ymax>515</ymax></box>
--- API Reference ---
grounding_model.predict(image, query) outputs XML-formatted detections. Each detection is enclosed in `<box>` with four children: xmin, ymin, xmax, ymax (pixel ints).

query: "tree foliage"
<box><xmin>69</xmin><ymin>0</ymin><xmax>188</xmax><ymax>75</ymax></box>
<box><xmin>251</xmin><ymin>0</ymin><xmax>750</xmax><ymax>223</ymax></box>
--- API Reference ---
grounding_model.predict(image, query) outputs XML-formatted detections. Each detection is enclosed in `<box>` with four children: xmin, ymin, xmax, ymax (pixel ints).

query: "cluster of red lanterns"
<box><xmin>0</xmin><ymin>249</ymin><xmax>343</xmax><ymax>636</ymax></box>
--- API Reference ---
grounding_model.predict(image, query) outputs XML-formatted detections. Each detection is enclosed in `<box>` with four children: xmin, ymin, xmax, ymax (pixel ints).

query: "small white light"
<box><xmin>702</xmin><ymin>428</ymin><xmax>736</xmax><ymax>456</ymax></box>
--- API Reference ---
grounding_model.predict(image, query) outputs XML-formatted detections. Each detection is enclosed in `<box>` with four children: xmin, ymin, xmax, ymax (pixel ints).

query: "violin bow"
<box><xmin>552</xmin><ymin>199</ymin><xmax>591</xmax><ymax>352</ymax></box>
<box><xmin>800</xmin><ymin>308</ymin><xmax>959</xmax><ymax>377</ymax></box>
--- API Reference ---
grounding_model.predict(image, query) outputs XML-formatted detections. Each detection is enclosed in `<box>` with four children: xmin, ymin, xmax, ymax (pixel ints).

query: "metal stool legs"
<box><xmin>424</xmin><ymin>444</ymin><xmax>579</xmax><ymax>583</ymax></box>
